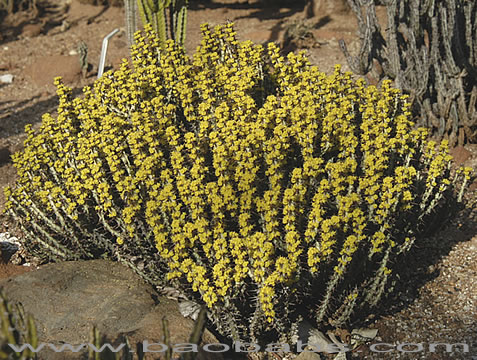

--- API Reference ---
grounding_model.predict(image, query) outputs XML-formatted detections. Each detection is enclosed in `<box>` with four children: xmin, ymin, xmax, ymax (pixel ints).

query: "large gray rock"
<box><xmin>0</xmin><ymin>259</ymin><xmax>223</xmax><ymax>360</ymax></box>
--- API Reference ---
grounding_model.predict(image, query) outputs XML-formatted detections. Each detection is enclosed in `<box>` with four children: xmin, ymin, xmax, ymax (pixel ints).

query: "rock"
<box><xmin>0</xmin><ymin>232</ymin><xmax>20</xmax><ymax>263</ymax></box>
<box><xmin>25</xmin><ymin>55</ymin><xmax>82</xmax><ymax>87</ymax></box>
<box><xmin>0</xmin><ymin>259</ymin><xmax>223</xmax><ymax>360</ymax></box>
<box><xmin>305</xmin><ymin>0</ymin><xmax>349</xmax><ymax>18</ymax></box>
<box><xmin>0</xmin><ymin>74</ymin><xmax>13</xmax><ymax>83</ymax></box>
<box><xmin>0</xmin><ymin>147</ymin><xmax>11</xmax><ymax>165</ymax></box>
<box><xmin>0</xmin><ymin>232</ymin><xmax>34</xmax><ymax>265</ymax></box>
<box><xmin>20</xmin><ymin>23</ymin><xmax>43</xmax><ymax>38</ymax></box>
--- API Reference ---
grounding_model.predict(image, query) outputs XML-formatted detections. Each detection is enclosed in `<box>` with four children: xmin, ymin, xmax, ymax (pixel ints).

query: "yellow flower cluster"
<box><xmin>4</xmin><ymin>23</ymin><xmax>473</xmax><ymax>340</ymax></box>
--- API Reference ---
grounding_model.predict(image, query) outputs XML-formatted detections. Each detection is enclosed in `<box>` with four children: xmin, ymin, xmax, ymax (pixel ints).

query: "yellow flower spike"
<box><xmin>5</xmin><ymin>22</ymin><xmax>469</xmax><ymax>344</ymax></box>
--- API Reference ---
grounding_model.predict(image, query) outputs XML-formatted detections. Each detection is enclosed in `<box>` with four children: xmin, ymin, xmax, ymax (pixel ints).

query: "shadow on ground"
<box><xmin>0</xmin><ymin>86</ymin><xmax>86</xmax><ymax>141</ymax></box>
<box><xmin>356</xmin><ymin>200</ymin><xmax>477</xmax><ymax>328</ymax></box>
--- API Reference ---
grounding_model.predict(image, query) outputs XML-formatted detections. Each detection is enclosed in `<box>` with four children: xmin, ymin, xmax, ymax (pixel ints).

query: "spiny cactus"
<box><xmin>134</xmin><ymin>0</ymin><xmax>188</xmax><ymax>47</ymax></box>
<box><xmin>341</xmin><ymin>0</ymin><xmax>477</xmax><ymax>146</ymax></box>
<box><xmin>124</xmin><ymin>0</ymin><xmax>137</xmax><ymax>48</ymax></box>
<box><xmin>4</xmin><ymin>23</ymin><xmax>473</xmax><ymax>344</ymax></box>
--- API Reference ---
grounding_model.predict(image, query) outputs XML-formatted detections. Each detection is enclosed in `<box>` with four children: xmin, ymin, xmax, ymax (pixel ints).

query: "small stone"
<box><xmin>60</xmin><ymin>20</ymin><xmax>70</xmax><ymax>32</ymax></box>
<box><xmin>0</xmin><ymin>74</ymin><xmax>13</xmax><ymax>83</ymax></box>
<box><xmin>21</xmin><ymin>23</ymin><xmax>43</xmax><ymax>38</ymax></box>
<box><xmin>0</xmin><ymin>147</ymin><xmax>12</xmax><ymax>165</ymax></box>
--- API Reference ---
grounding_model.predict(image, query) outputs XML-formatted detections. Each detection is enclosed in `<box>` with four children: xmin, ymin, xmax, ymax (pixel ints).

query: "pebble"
<box><xmin>0</xmin><ymin>74</ymin><xmax>13</xmax><ymax>83</ymax></box>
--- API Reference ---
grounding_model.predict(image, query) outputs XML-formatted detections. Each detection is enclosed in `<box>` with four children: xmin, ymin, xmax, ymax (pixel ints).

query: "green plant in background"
<box><xmin>124</xmin><ymin>0</ymin><xmax>187</xmax><ymax>48</ymax></box>
<box><xmin>341</xmin><ymin>0</ymin><xmax>477</xmax><ymax>146</ymax></box>
<box><xmin>0</xmin><ymin>289</ymin><xmax>38</xmax><ymax>359</ymax></box>
<box><xmin>140</xmin><ymin>0</ymin><xmax>188</xmax><ymax>47</ymax></box>
<box><xmin>124</xmin><ymin>0</ymin><xmax>138</xmax><ymax>48</ymax></box>
<box><xmin>4</xmin><ymin>23</ymin><xmax>473</xmax><ymax>344</ymax></box>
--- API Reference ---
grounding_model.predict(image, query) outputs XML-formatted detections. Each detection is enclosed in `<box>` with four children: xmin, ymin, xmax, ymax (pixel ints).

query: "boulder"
<box><xmin>0</xmin><ymin>259</ymin><xmax>223</xmax><ymax>360</ymax></box>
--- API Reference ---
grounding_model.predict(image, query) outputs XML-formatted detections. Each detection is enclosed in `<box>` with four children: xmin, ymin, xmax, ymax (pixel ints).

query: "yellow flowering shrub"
<box><xmin>4</xmin><ymin>23</ymin><xmax>473</xmax><ymax>343</ymax></box>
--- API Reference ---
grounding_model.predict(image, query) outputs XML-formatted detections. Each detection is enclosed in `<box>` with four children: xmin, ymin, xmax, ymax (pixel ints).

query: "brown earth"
<box><xmin>0</xmin><ymin>1</ymin><xmax>476</xmax><ymax>359</ymax></box>
<box><xmin>0</xmin><ymin>262</ymin><xmax>33</xmax><ymax>278</ymax></box>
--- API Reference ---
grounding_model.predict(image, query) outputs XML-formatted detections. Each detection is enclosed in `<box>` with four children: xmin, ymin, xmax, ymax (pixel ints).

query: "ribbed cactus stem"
<box><xmin>124</xmin><ymin>0</ymin><xmax>137</xmax><ymax>47</ymax></box>
<box><xmin>156</xmin><ymin>0</ymin><xmax>168</xmax><ymax>46</ymax></box>
<box><xmin>315</xmin><ymin>268</ymin><xmax>342</xmax><ymax>324</ymax></box>
<box><xmin>174</xmin><ymin>0</ymin><xmax>188</xmax><ymax>46</ymax></box>
<box><xmin>135</xmin><ymin>0</ymin><xmax>187</xmax><ymax>47</ymax></box>
<box><xmin>364</xmin><ymin>248</ymin><xmax>391</xmax><ymax>307</ymax></box>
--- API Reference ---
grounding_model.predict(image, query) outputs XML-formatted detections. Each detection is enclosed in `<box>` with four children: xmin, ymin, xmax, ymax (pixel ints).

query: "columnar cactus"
<box><xmin>341</xmin><ymin>0</ymin><xmax>477</xmax><ymax>146</ymax></box>
<box><xmin>136</xmin><ymin>0</ymin><xmax>187</xmax><ymax>47</ymax></box>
